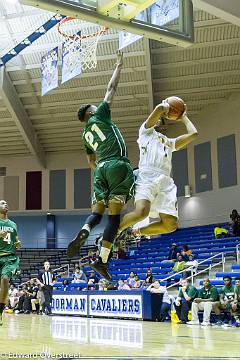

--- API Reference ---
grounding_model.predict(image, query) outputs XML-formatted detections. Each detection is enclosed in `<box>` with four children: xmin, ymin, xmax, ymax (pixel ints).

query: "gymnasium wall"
<box><xmin>1</xmin><ymin>92</ymin><xmax>240</xmax><ymax>235</ymax></box>
<box><xmin>0</xmin><ymin>145</ymin><xmax>139</xmax><ymax>213</ymax></box>
<box><xmin>10</xmin><ymin>214</ymin><xmax>108</xmax><ymax>248</ymax></box>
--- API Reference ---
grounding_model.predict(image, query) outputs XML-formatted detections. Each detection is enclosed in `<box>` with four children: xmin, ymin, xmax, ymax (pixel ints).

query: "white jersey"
<box><xmin>137</xmin><ymin>122</ymin><xmax>176</xmax><ymax>176</ymax></box>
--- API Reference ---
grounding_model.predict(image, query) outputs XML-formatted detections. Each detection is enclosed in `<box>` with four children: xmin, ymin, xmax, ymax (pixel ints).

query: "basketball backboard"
<box><xmin>20</xmin><ymin>0</ymin><xmax>194</xmax><ymax>47</ymax></box>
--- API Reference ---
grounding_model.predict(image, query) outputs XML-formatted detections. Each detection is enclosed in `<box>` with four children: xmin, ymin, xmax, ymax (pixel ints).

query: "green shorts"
<box><xmin>0</xmin><ymin>254</ymin><xmax>20</xmax><ymax>279</ymax></box>
<box><xmin>92</xmin><ymin>158</ymin><xmax>134</xmax><ymax>205</ymax></box>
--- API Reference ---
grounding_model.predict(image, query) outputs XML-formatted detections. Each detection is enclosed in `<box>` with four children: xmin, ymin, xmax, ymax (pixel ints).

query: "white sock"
<box><xmin>82</xmin><ymin>224</ymin><xmax>91</xmax><ymax>232</ymax></box>
<box><xmin>100</xmin><ymin>247</ymin><xmax>111</xmax><ymax>263</ymax></box>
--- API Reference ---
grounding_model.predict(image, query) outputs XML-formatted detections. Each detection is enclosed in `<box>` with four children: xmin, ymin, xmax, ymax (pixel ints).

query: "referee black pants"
<box><xmin>42</xmin><ymin>285</ymin><xmax>53</xmax><ymax>314</ymax></box>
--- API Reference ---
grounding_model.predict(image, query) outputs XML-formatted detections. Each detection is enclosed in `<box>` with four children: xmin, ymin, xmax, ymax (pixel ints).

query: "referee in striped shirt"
<box><xmin>36</xmin><ymin>261</ymin><xmax>56</xmax><ymax>315</ymax></box>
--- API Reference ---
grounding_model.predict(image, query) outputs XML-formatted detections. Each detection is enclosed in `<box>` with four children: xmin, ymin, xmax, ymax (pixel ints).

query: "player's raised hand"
<box><xmin>116</xmin><ymin>50</ymin><xmax>123</xmax><ymax>66</ymax></box>
<box><xmin>178</xmin><ymin>104</ymin><xmax>187</xmax><ymax>121</ymax></box>
<box><xmin>0</xmin><ymin>230</ymin><xmax>8</xmax><ymax>238</ymax></box>
<box><xmin>158</xmin><ymin>100</ymin><xmax>170</xmax><ymax>116</ymax></box>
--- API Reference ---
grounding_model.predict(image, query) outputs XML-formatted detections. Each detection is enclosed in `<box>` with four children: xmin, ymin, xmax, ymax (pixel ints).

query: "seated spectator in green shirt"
<box><xmin>231</xmin><ymin>277</ymin><xmax>240</xmax><ymax>326</ymax></box>
<box><xmin>187</xmin><ymin>277</ymin><xmax>219</xmax><ymax>326</ymax></box>
<box><xmin>214</xmin><ymin>276</ymin><xmax>236</xmax><ymax>326</ymax></box>
<box><xmin>214</xmin><ymin>224</ymin><xmax>228</xmax><ymax>239</ymax></box>
<box><xmin>173</xmin><ymin>255</ymin><xmax>185</xmax><ymax>273</ymax></box>
<box><xmin>174</xmin><ymin>278</ymin><xmax>198</xmax><ymax>323</ymax></box>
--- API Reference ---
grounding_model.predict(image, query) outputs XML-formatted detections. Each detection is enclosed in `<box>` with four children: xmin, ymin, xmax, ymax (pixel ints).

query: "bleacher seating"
<box><xmin>107</xmin><ymin>224</ymin><xmax>239</xmax><ymax>283</ymax></box>
<box><xmin>16</xmin><ymin>223</ymin><xmax>240</xmax><ymax>287</ymax></box>
<box><xmin>15</xmin><ymin>245</ymin><xmax>95</xmax><ymax>284</ymax></box>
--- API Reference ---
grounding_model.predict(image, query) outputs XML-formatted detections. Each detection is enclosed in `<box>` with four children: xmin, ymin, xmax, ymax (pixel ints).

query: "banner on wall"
<box><xmin>89</xmin><ymin>294</ymin><xmax>143</xmax><ymax>318</ymax></box>
<box><xmin>118</xmin><ymin>11</ymin><xmax>145</xmax><ymax>50</ymax></box>
<box><xmin>41</xmin><ymin>47</ymin><xmax>58</xmax><ymax>96</ymax></box>
<box><xmin>150</xmin><ymin>0</ymin><xmax>179</xmax><ymax>26</ymax></box>
<box><xmin>61</xmin><ymin>36</ymin><xmax>82</xmax><ymax>84</ymax></box>
<box><xmin>52</xmin><ymin>294</ymin><xmax>88</xmax><ymax>315</ymax></box>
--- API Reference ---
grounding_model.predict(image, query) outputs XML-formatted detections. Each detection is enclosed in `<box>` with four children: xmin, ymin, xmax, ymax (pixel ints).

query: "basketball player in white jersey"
<box><xmin>117</xmin><ymin>100</ymin><xmax>198</xmax><ymax>238</ymax></box>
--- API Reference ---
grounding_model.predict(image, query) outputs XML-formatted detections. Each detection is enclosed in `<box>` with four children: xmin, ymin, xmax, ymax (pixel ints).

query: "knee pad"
<box><xmin>103</xmin><ymin>215</ymin><xmax>121</xmax><ymax>244</ymax></box>
<box><xmin>86</xmin><ymin>212</ymin><xmax>102</xmax><ymax>229</ymax></box>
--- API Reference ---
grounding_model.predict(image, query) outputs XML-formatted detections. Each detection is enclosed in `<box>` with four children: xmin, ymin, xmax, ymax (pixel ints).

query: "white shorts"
<box><xmin>134</xmin><ymin>169</ymin><xmax>178</xmax><ymax>219</ymax></box>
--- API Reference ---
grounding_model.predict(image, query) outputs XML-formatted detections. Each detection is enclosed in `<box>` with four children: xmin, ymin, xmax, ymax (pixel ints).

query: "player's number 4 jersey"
<box><xmin>0</xmin><ymin>219</ymin><xmax>18</xmax><ymax>255</ymax></box>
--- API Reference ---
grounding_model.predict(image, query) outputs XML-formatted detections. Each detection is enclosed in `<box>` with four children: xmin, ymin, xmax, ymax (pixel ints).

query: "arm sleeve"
<box><xmin>178</xmin><ymin>289</ymin><xmax>183</xmax><ymax>299</ymax></box>
<box><xmin>95</xmin><ymin>101</ymin><xmax>111</xmax><ymax>123</ymax></box>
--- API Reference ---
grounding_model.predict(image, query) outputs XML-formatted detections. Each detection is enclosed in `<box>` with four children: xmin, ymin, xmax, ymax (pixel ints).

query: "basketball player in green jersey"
<box><xmin>0</xmin><ymin>200</ymin><xmax>21</xmax><ymax>325</ymax></box>
<box><xmin>67</xmin><ymin>51</ymin><xmax>134</xmax><ymax>280</ymax></box>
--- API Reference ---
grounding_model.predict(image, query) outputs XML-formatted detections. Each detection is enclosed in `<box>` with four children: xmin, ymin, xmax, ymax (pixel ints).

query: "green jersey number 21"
<box><xmin>85</xmin><ymin>124</ymin><xmax>106</xmax><ymax>151</ymax></box>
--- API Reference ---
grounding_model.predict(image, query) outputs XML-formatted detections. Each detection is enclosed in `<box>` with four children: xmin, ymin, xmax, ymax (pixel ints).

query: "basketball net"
<box><xmin>58</xmin><ymin>17</ymin><xmax>108</xmax><ymax>71</ymax></box>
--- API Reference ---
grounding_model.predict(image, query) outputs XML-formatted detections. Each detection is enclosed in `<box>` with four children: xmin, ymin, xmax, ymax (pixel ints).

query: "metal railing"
<box><xmin>53</xmin><ymin>264</ymin><xmax>70</xmax><ymax>277</ymax></box>
<box><xmin>237</xmin><ymin>243</ymin><xmax>240</xmax><ymax>264</ymax></box>
<box><xmin>164</xmin><ymin>252</ymin><xmax>225</xmax><ymax>289</ymax></box>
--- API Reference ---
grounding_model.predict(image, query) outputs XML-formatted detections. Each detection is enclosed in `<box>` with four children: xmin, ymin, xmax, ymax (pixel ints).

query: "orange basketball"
<box><xmin>165</xmin><ymin>96</ymin><xmax>185</xmax><ymax>120</ymax></box>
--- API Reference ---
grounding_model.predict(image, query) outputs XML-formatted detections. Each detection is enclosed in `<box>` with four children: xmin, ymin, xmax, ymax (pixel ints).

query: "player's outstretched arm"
<box><xmin>104</xmin><ymin>50</ymin><xmax>123</xmax><ymax>106</ymax></box>
<box><xmin>175</xmin><ymin>113</ymin><xmax>198</xmax><ymax>150</ymax></box>
<box><xmin>144</xmin><ymin>101</ymin><xmax>169</xmax><ymax>129</ymax></box>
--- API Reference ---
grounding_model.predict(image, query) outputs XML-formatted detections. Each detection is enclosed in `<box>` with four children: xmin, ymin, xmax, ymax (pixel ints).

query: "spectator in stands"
<box><xmin>15</xmin><ymin>281</ymin><xmax>37</xmax><ymax>314</ymax></box>
<box><xmin>184</xmin><ymin>255</ymin><xmax>198</xmax><ymax>279</ymax></box>
<box><xmin>174</xmin><ymin>278</ymin><xmax>198</xmax><ymax>323</ymax></box>
<box><xmin>127</xmin><ymin>271</ymin><xmax>136</xmax><ymax>288</ymax></box>
<box><xmin>143</xmin><ymin>269</ymin><xmax>154</xmax><ymax>287</ymax></box>
<box><xmin>173</xmin><ymin>255</ymin><xmax>185</xmax><ymax>273</ymax></box>
<box><xmin>118</xmin><ymin>279</ymin><xmax>131</xmax><ymax>290</ymax></box>
<box><xmin>80</xmin><ymin>250</ymin><xmax>97</xmax><ymax>265</ymax></box>
<box><xmin>232</xmin><ymin>277</ymin><xmax>240</xmax><ymax>326</ymax></box>
<box><xmin>181</xmin><ymin>245</ymin><xmax>192</xmax><ymax>261</ymax></box>
<box><xmin>88</xmin><ymin>270</ymin><xmax>99</xmax><ymax>284</ymax></box>
<box><xmin>8</xmin><ymin>284</ymin><xmax>19</xmax><ymax>309</ymax></box>
<box><xmin>147</xmin><ymin>281</ymin><xmax>171</xmax><ymax>321</ymax></box>
<box><xmin>214</xmin><ymin>224</ymin><xmax>229</xmax><ymax>239</ymax></box>
<box><xmin>98</xmin><ymin>279</ymin><xmax>108</xmax><ymax>291</ymax></box>
<box><xmin>29</xmin><ymin>279</ymin><xmax>39</xmax><ymax>313</ymax></box>
<box><xmin>72</xmin><ymin>266</ymin><xmax>87</xmax><ymax>283</ymax></box>
<box><xmin>162</xmin><ymin>243</ymin><xmax>179</xmax><ymax>263</ymax></box>
<box><xmin>230</xmin><ymin>209</ymin><xmax>239</xmax><ymax>223</ymax></box>
<box><xmin>187</xmin><ymin>277</ymin><xmax>219</xmax><ymax>326</ymax></box>
<box><xmin>133</xmin><ymin>276</ymin><xmax>142</xmax><ymax>288</ymax></box>
<box><xmin>32</xmin><ymin>284</ymin><xmax>45</xmax><ymax>315</ymax></box>
<box><xmin>14</xmin><ymin>285</ymin><xmax>27</xmax><ymax>314</ymax></box>
<box><xmin>215</xmin><ymin>276</ymin><xmax>235</xmax><ymax>325</ymax></box>
<box><xmin>232</xmin><ymin>216</ymin><xmax>240</xmax><ymax>237</ymax></box>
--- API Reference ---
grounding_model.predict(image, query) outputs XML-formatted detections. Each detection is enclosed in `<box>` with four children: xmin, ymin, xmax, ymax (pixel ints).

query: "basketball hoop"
<box><xmin>57</xmin><ymin>17</ymin><xmax>108</xmax><ymax>70</ymax></box>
